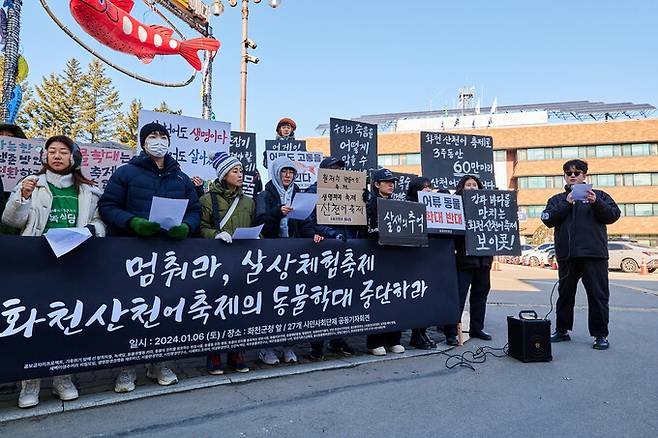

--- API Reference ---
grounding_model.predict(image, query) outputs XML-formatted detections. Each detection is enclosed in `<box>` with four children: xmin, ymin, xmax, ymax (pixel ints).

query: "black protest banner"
<box><xmin>390</xmin><ymin>172</ymin><xmax>417</xmax><ymax>201</ymax></box>
<box><xmin>376</xmin><ymin>199</ymin><xmax>428</xmax><ymax>247</ymax></box>
<box><xmin>265</xmin><ymin>139</ymin><xmax>307</xmax><ymax>152</ymax></box>
<box><xmin>0</xmin><ymin>236</ymin><xmax>458</xmax><ymax>383</ymax></box>
<box><xmin>420</xmin><ymin>131</ymin><xmax>495</xmax><ymax>190</ymax></box>
<box><xmin>462</xmin><ymin>190</ymin><xmax>521</xmax><ymax>256</ymax></box>
<box><xmin>230</xmin><ymin>131</ymin><xmax>259</xmax><ymax>197</ymax></box>
<box><xmin>330</xmin><ymin>118</ymin><xmax>378</xmax><ymax>172</ymax></box>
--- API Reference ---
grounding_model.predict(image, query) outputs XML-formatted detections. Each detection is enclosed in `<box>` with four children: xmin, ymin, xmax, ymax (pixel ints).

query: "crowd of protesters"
<box><xmin>0</xmin><ymin>118</ymin><xmax>494</xmax><ymax>409</ymax></box>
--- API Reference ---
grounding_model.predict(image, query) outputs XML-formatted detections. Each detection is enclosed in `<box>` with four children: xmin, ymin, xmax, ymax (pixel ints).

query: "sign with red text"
<box><xmin>417</xmin><ymin>191</ymin><xmax>466</xmax><ymax>235</ymax></box>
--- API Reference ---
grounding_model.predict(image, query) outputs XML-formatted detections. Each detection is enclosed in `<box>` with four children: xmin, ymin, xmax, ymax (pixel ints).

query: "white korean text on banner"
<box><xmin>420</xmin><ymin>131</ymin><xmax>495</xmax><ymax>190</ymax></box>
<box><xmin>138</xmin><ymin>110</ymin><xmax>230</xmax><ymax>181</ymax></box>
<box><xmin>462</xmin><ymin>189</ymin><xmax>521</xmax><ymax>256</ymax></box>
<box><xmin>329</xmin><ymin>118</ymin><xmax>378</xmax><ymax>171</ymax></box>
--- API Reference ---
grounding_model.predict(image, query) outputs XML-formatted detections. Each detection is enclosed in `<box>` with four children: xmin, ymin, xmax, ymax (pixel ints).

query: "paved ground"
<box><xmin>1</xmin><ymin>265</ymin><xmax>656</xmax><ymax>437</ymax></box>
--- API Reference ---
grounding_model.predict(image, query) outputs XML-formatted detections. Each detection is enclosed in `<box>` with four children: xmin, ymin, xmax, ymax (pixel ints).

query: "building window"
<box><xmin>494</xmin><ymin>150</ymin><xmax>506</xmax><ymax>162</ymax></box>
<box><xmin>596</xmin><ymin>145</ymin><xmax>614</xmax><ymax>157</ymax></box>
<box><xmin>631</xmin><ymin>143</ymin><xmax>651</xmax><ymax>156</ymax></box>
<box><xmin>517</xmin><ymin>149</ymin><xmax>527</xmax><ymax>161</ymax></box>
<box><xmin>517</xmin><ymin>177</ymin><xmax>528</xmax><ymax>189</ymax></box>
<box><xmin>596</xmin><ymin>174</ymin><xmax>616</xmax><ymax>186</ymax></box>
<box><xmin>405</xmin><ymin>153</ymin><xmax>421</xmax><ymax>165</ymax></box>
<box><xmin>527</xmin><ymin>148</ymin><xmax>545</xmax><ymax>160</ymax></box>
<box><xmin>633</xmin><ymin>173</ymin><xmax>652</xmax><ymax>186</ymax></box>
<box><xmin>634</xmin><ymin>204</ymin><xmax>654</xmax><ymax>216</ymax></box>
<box><xmin>527</xmin><ymin>176</ymin><xmax>546</xmax><ymax>189</ymax></box>
<box><xmin>562</xmin><ymin>147</ymin><xmax>579</xmax><ymax>159</ymax></box>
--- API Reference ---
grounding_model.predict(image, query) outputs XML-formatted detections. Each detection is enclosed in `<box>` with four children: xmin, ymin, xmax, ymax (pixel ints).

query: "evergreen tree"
<box><xmin>116</xmin><ymin>98</ymin><xmax>142</xmax><ymax>148</ymax></box>
<box><xmin>80</xmin><ymin>60</ymin><xmax>121</xmax><ymax>142</ymax></box>
<box><xmin>14</xmin><ymin>81</ymin><xmax>34</xmax><ymax>135</ymax></box>
<box><xmin>21</xmin><ymin>59</ymin><xmax>88</xmax><ymax>139</ymax></box>
<box><xmin>153</xmin><ymin>101</ymin><xmax>182</xmax><ymax>115</ymax></box>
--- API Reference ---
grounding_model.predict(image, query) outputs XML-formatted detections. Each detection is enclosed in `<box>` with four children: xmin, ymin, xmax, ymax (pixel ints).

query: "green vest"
<box><xmin>45</xmin><ymin>183</ymin><xmax>79</xmax><ymax>231</ymax></box>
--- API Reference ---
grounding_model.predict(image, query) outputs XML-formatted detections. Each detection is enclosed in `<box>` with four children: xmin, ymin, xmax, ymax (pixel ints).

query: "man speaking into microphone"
<box><xmin>541</xmin><ymin>159</ymin><xmax>621</xmax><ymax>350</ymax></box>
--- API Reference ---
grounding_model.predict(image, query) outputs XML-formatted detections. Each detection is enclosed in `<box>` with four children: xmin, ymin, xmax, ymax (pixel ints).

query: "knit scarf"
<box><xmin>46</xmin><ymin>170</ymin><xmax>74</xmax><ymax>189</ymax></box>
<box><xmin>270</xmin><ymin>156</ymin><xmax>297</xmax><ymax>238</ymax></box>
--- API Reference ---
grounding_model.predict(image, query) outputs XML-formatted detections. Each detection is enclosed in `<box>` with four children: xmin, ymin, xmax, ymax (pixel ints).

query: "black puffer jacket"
<box><xmin>255</xmin><ymin>181</ymin><xmax>315</xmax><ymax>238</ymax></box>
<box><xmin>541</xmin><ymin>187</ymin><xmax>620</xmax><ymax>261</ymax></box>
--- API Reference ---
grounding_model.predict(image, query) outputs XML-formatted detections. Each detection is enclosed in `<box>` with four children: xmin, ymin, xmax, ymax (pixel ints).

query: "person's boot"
<box><xmin>409</xmin><ymin>329</ymin><xmax>432</xmax><ymax>350</ymax></box>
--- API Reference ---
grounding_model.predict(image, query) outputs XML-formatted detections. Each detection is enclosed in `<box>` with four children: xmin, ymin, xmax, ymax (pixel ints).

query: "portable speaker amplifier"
<box><xmin>507</xmin><ymin>310</ymin><xmax>552</xmax><ymax>363</ymax></box>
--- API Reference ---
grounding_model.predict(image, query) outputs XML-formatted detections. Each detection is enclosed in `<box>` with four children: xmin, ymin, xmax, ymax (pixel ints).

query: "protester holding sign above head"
<box><xmin>98</xmin><ymin>122</ymin><xmax>201</xmax><ymax>393</ymax></box>
<box><xmin>365</xmin><ymin>168</ymin><xmax>406</xmax><ymax>356</ymax></box>
<box><xmin>443</xmin><ymin>175</ymin><xmax>493</xmax><ymax>346</ymax></box>
<box><xmin>1</xmin><ymin>135</ymin><xmax>105</xmax><ymax>409</ymax></box>
<box><xmin>405</xmin><ymin>176</ymin><xmax>438</xmax><ymax>350</ymax></box>
<box><xmin>199</xmin><ymin>152</ymin><xmax>255</xmax><ymax>374</ymax></box>
<box><xmin>255</xmin><ymin>156</ymin><xmax>319</xmax><ymax>365</ymax></box>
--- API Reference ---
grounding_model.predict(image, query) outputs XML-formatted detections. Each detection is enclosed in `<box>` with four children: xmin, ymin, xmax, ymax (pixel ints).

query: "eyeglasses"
<box><xmin>565</xmin><ymin>171</ymin><xmax>582</xmax><ymax>177</ymax></box>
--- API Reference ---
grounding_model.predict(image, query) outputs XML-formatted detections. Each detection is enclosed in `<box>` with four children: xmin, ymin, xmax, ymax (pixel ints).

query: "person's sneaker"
<box><xmin>206</xmin><ymin>354</ymin><xmax>224</xmax><ymax>375</ymax></box>
<box><xmin>147</xmin><ymin>363</ymin><xmax>178</xmax><ymax>386</ymax></box>
<box><xmin>258</xmin><ymin>349</ymin><xmax>280</xmax><ymax>365</ymax></box>
<box><xmin>593</xmin><ymin>337</ymin><xmax>610</xmax><ymax>350</ymax></box>
<box><xmin>283</xmin><ymin>347</ymin><xmax>298</xmax><ymax>363</ymax></box>
<box><xmin>18</xmin><ymin>379</ymin><xmax>40</xmax><ymax>408</ymax></box>
<box><xmin>387</xmin><ymin>344</ymin><xmax>406</xmax><ymax>354</ymax></box>
<box><xmin>550</xmin><ymin>330</ymin><xmax>571</xmax><ymax>343</ymax></box>
<box><xmin>227</xmin><ymin>352</ymin><xmax>250</xmax><ymax>373</ymax></box>
<box><xmin>328</xmin><ymin>339</ymin><xmax>355</xmax><ymax>356</ymax></box>
<box><xmin>368</xmin><ymin>346</ymin><xmax>386</xmax><ymax>356</ymax></box>
<box><xmin>114</xmin><ymin>368</ymin><xmax>137</xmax><ymax>393</ymax></box>
<box><xmin>52</xmin><ymin>375</ymin><xmax>79</xmax><ymax>401</ymax></box>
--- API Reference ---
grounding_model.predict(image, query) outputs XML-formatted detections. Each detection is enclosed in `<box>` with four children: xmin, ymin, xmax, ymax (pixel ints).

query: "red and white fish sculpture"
<box><xmin>70</xmin><ymin>0</ymin><xmax>220</xmax><ymax>71</ymax></box>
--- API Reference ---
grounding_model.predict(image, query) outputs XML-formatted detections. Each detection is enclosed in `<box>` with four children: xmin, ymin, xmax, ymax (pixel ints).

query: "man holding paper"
<box><xmin>541</xmin><ymin>159</ymin><xmax>620</xmax><ymax>350</ymax></box>
<box><xmin>98</xmin><ymin>122</ymin><xmax>201</xmax><ymax>394</ymax></box>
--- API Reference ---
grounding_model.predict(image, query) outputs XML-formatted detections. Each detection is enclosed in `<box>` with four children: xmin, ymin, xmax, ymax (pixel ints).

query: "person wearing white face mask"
<box><xmin>99</xmin><ymin>122</ymin><xmax>201</xmax><ymax>393</ymax></box>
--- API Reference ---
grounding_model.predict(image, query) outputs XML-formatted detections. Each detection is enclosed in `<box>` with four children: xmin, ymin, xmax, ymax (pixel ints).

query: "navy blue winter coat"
<box><xmin>99</xmin><ymin>152</ymin><xmax>201</xmax><ymax>236</ymax></box>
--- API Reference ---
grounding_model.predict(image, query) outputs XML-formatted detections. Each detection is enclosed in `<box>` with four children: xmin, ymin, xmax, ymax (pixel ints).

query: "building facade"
<box><xmin>307</xmin><ymin>118</ymin><xmax>658</xmax><ymax>246</ymax></box>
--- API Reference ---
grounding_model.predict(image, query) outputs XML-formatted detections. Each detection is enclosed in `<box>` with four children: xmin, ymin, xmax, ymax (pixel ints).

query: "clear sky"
<box><xmin>20</xmin><ymin>0</ymin><xmax>658</xmax><ymax>142</ymax></box>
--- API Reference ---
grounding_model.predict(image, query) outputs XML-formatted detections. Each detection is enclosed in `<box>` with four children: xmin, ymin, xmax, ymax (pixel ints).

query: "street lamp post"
<box><xmin>228</xmin><ymin>0</ymin><xmax>280</xmax><ymax>131</ymax></box>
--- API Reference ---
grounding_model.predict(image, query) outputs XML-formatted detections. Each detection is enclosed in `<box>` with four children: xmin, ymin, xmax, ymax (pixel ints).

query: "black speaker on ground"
<box><xmin>507</xmin><ymin>310</ymin><xmax>552</xmax><ymax>363</ymax></box>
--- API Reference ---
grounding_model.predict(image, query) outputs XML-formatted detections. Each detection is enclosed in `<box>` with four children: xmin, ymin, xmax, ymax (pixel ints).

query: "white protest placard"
<box><xmin>149</xmin><ymin>196</ymin><xmax>189</xmax><ymax>230</ymax></box>
<box><xmin>138</xmin><ymin>110</ymin><xmax>230</xmax><ymax>181</ymax></box>
<box><xmin>316</xmin><ymin>168</ymin><xmax>367</xmax><ymax>226</ymax></box>
<box><xmin>265</xmin><ymin>150</ymin><xmax>323</xmax><ymax>190</ymax></box>
<box><xmin>418</xmin><ymin>191</ymin><xmax>466</xmax><ymax>233</ymax></box>
<box><xmin>0</xmin><ymin>136</ymin><xmax>134</xmax><ymax>191</ymax></box>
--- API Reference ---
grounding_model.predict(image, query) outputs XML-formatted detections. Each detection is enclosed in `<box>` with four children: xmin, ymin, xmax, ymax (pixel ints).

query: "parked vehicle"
<box><xmin>607</xmin><ymin>242</ymin><xmax>658</xmax><ymax>273</ymax></box>
<box><xmin>523</xmin><ymin>243</ymin><xmax>554</xmax><ymax>267</ymax></box>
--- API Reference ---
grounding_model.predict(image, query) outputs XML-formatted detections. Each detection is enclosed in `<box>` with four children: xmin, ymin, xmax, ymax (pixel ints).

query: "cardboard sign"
<box><xmin>230</xmin><ymin>131</ymin><xmax>259</xmax><ymax>197</ymax></box>
<box><xmin>330</xmin><ymin>118</ymin><xmax>378</xmax><ymax>171</ymax></box>
<box><xmin>138</xmin><ymin>110</ymin><xmax>230</xmax><ymax>180</ymax></box>
<box><xmin>462</xmin><ymin>190</ymin><xmax>521</xmax><ymax>256</ymax></box>
<box><xmin>316</xmin><ymin>168</ymin><xmax>367</xmax><ymax>226</ymax></box>
<box><xmin>377</xmin><ymin>198</ymin><xmax>428</xmax><ymax>247</ymax></box>
<box><xmin>264</xmin><ymin>139</ymin><xmax>307</xmax><ymax>152</ymax></box>
<box><xmin>0</xmin><ymin>136</ymin><xmax>134</xmax><ymax>192</ymax></box>
<box><xmin>420</xmin><ymin>131</ymin><xmax>495</xmax><ymax>190</ymax></box>
<box><xmin>417</xmin><ymin>191</ymin><xmax>466</xmax><ymax>235</ymax></box>
<box><xmin>265</xmin><ymin>150</ymin><xmax>323</xmax><ymax>190</ymax></box>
